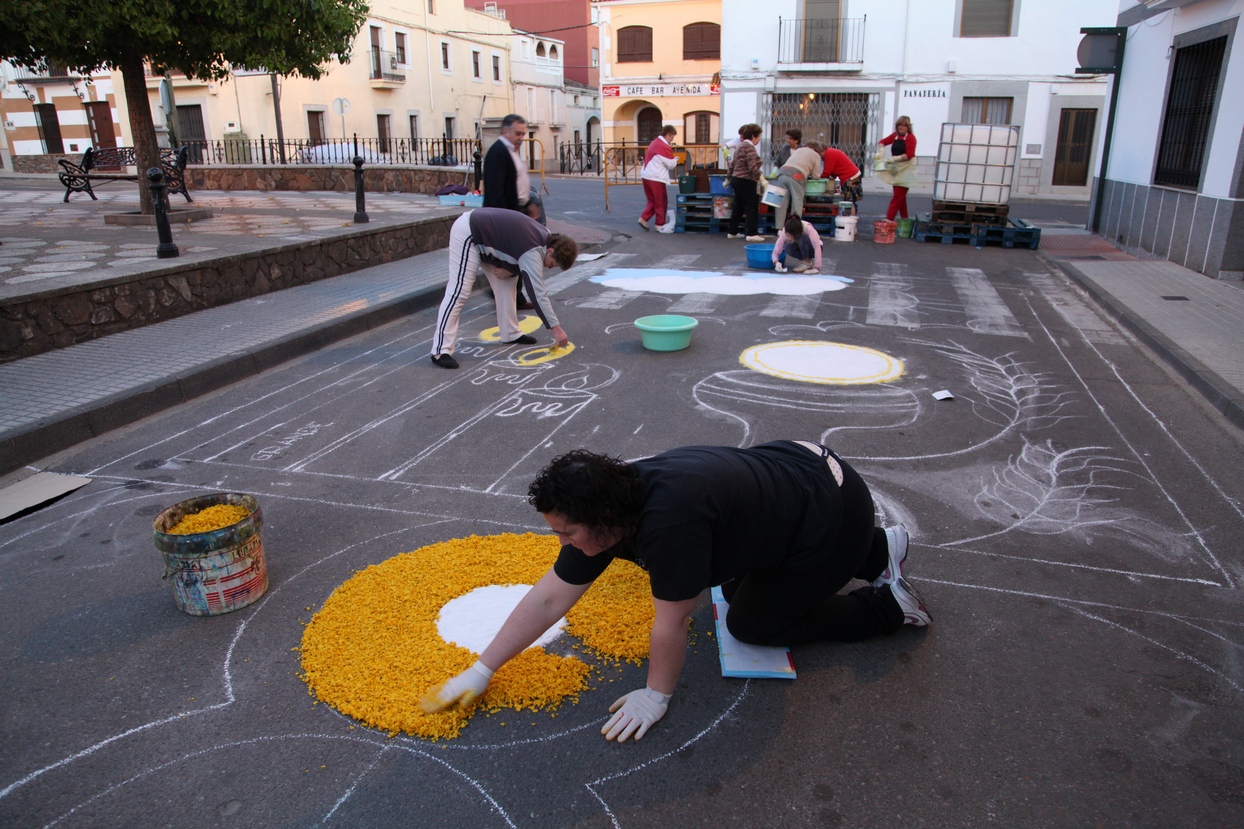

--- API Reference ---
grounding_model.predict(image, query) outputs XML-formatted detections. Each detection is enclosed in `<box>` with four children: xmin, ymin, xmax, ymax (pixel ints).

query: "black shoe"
<box><xmin>504</xmin><ymin>334</ymin><xmax>537</xmax><ymax>345</ymax></box>
<box><xmin>516</xmin><ymin>300</ymin><xmax>535</xmax><ymax>310</ymax></box>
<box><xmin>430</xmin><ymin>353</ymin><xmax>460</xmax><ymax>369</ymax></box>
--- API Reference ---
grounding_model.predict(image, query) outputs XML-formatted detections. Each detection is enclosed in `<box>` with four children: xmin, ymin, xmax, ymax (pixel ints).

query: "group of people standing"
<box><xmin>637</xmin><ymin>116</ymin><xmax>918</xmax><ymax>238</ymax></box>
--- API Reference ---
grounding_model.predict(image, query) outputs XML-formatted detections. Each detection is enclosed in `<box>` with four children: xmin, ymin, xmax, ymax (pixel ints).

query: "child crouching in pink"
<box><xmin>772</xmin><ymin>215</ymin><xmax>823</xmax><ymax>274</ymax></box>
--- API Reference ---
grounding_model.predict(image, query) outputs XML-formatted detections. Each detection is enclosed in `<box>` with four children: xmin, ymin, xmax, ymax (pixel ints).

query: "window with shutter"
<box><xmin>961</xmin><ymin>97</ymin><xmax>1013</xmax><ymax>124</ymax></box>
<box><xmin>960</xmin><ymin>0</ymin><xmax>1014</xmax><ymax>38</ymax></box>
<box><xmin>683</xmin><ymin>23</ymin><xmax>720</xmax><ymax>60</ymax></box>
<box><xmin>618</xmin><ymin>26</ymin><xmax>653</xmax><ymax>62</ymax></box>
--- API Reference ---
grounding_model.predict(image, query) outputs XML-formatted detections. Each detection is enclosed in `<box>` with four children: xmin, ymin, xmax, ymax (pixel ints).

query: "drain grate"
<box><xmin>1161</xmin><ymin>296</ymin><xmax>1190</xmax><ymax>301</ymax></box>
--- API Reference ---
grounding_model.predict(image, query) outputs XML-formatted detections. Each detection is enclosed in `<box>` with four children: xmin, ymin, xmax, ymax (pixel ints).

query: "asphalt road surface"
<box><xmin>3</xmin><ymin>215</ymin><xmax>1242</xmax><ymax>827</ymax></box>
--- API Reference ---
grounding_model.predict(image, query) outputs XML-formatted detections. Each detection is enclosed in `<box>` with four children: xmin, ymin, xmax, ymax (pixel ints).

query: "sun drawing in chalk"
<box><xmin>740</xmin><ymin>341</ymin><xmax>904</xmax><ymax>385</ymax></box>
<box><xmin>299</xmin><ymin>533</ymin><xmax>653</xmax><ymax>740</ymax></box>
<box><xmin>478</xmin><ymin>315</ymin><xmax>543</xmax><ymax>341</ymax></box>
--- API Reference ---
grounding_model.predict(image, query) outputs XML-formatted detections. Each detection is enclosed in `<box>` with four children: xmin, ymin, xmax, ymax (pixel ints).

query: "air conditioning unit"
<box><xmin>390</xmin><ymin>55</ymin><xmax>399</xmax><ymax>69</ymax></box>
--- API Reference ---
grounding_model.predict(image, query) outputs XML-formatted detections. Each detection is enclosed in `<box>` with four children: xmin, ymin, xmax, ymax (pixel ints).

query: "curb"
<box><xmin>1051</xmin><ymin>257</ymin><xmax>1244</xmax><ymax>431</ymax></box>
<box><xmin>0</xmin><ymin>284</ymin><xmax>444</xmax><ymax>476</ymax></box>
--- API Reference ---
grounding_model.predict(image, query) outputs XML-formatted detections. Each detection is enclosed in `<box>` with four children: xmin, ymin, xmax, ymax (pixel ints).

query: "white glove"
<box><xmin>773</xmin><ymin>261</ymin><xmax>786</xmax><ymax>273</ymax></box>
<box><xmin>602</xmin><ymin>687</ymin><xmax>671</xmax><ymax>742</ymax></box>
<box><xmin>420</xmin><ymin>660</ymin><xmax>494</xmax><ymax>713</ymax></box>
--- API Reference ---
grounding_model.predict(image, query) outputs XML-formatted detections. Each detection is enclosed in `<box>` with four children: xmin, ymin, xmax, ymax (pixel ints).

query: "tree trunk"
<box><xmin>118</xmin><ymin>53</ymin><xmax>160</xmax><ymax>215</ymax></box>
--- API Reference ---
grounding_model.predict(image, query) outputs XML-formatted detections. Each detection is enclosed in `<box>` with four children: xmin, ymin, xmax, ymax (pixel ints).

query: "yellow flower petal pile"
<box><xmin>299</xmin><ymin>533</ymin><xmax>653</xmax><ymax>741</ymax></box>
<box><xmin>166</xmin><ymin>504</ymin><xmax>251</xmax><ymax>535</ymax></box>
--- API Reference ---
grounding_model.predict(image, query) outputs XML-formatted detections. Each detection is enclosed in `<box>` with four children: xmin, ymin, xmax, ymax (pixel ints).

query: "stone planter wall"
<box><xmin>0</xmin><ymin>214</ymin><xmax>454</xmax><ymax>361</ymax></box>
<box><xmin>187</xmin><ymin>164</ymin><xmax>473</xmax><ymax>194</ymax></box>
<box><xmin>11</xmin><ymin>153</ymin><xmax>79</xmax><ymax>174</ymax></box>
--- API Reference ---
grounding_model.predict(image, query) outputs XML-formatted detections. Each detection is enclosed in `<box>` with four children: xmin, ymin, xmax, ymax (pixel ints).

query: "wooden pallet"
<box><xmin>930</xmin><ymin>200</ymin><xmax>1010</xmax><ymax>225</ymax></box>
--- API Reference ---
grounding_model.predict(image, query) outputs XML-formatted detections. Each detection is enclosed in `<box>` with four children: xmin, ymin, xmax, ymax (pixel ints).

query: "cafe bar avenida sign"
<box><xmin>602</xmin><ymin>83</ymin><xmax>721</xmax><ymax>97</ymax></box>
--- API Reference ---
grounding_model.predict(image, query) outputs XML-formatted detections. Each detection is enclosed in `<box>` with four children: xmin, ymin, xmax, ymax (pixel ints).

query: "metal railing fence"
<box><xmin>777</xmin><ymin>17</ymin><xmax>866</xmax><ymax>64</ymax></box>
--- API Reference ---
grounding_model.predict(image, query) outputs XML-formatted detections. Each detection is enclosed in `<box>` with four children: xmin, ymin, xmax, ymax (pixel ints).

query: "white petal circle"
<box><xmin>740</xmin><ymin>340</ymin><xmax>904</xmax><ymax>385</ymax></box>
<box><xmin>437</xmin><ymin>584</ymin><xmax>565</xmax><ymax>654</ymax></box>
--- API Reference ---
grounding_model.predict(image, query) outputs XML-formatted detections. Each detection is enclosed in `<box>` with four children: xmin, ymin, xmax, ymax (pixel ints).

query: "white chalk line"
<box><xmin>83</xmin><ymin>474</ymin><xmax>543</xmax><ymax>530</ymax></box>
<box><xmin>920</xmin><ymin>576</ymin><xmax>1244</xmax><ymax>631</ymax></box>
<box><xmin>1037</xmin><ymin>277</ymin><xmax>1244</xmax><ymax>526</ymax></box>
<box><xmin>1063</xmin><ymin>606</ymin><xmax>1244</xmax><ymax>695</ymax></box>
<box><xmin>322</xmin><ymin>743</ymin><xmax>392</xmax><ymax>823</ymax></box>
<box><xmin>926</xmin><ymin>541</ymin><xmax>1224</xmax><ymax>586</ymax></box>
<box><xmin>584</xmin><ymin>681</ymin><xmax>751</xmax><ymax>829</ymax></box>
<box><xmin>42</xmin><ymin>733</ymin><xmax>515</xmax><ymax>829</ymax></box>
<box><xmin>286</xmin><ymin>364</ymin><xmax>500</xmax><ymax>473</ymax></box>
<box><xmin>1021</xmin><ymin>293</ymin><xmax>1234</xmax><ymax>588</ymax></box>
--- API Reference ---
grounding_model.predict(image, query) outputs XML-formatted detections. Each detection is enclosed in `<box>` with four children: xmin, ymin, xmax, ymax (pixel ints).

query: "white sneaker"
<box><xmin>888</xmin><ymin>577</ymin><xmax>931</xmax><ymax>627</ymax></box>
<box><xmin>637</xmin><ymin>217</ymin><xmax>650</xmax><ymax>230</ymax></box>
<box><xmin>726</xmin><ymin>233</ymin><xmax>744</xmax><ymax>239</ymax></box>
<box><xmin>873</xmin><ymin>524</ymin><xmax>908</xmax><ymax>588</ymax></box>
<box><xmin>745</xmin><ymin>235</ymin><xmax>766</xmax><ymax>242</ymax></box>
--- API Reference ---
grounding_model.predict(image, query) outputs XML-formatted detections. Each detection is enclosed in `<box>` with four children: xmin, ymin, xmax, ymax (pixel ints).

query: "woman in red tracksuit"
<box><xmin>879</xmin><ymin>116</ymin><xmax>916</xmax><ymax>221</ymax></box>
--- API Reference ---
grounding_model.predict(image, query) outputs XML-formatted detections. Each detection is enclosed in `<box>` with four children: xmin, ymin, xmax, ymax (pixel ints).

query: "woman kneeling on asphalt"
<box><xmin>421</xmin><ymin>440</ymin><xmax>930</xmax><ymax>742</ymax></box>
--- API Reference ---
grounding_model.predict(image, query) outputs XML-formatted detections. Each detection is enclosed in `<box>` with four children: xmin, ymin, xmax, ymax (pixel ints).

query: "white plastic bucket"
<box><xmin>834</xmin><ymin>215</ymin><xmax>858</xmax><ymax>242</ymax></box>
<box><xmin>761</xmin><ymin>185</ymin><xmax>787</xmax><ymax>208</ymax></box>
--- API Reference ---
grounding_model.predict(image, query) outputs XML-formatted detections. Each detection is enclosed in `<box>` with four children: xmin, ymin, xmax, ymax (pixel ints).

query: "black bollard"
<box><xmin>473</xmin><ymin>149</ymin><xmax>483</xmax><ymax>192</ymax></box>
<box><xmin>147</xmin><ymin>167</ymin><xmax>179</xmax><ymax>259</ymax></box>
<box><xmin>353</xmin><ymin>156</ymin><xmax>369</xmax><ymax>224</ymax></box>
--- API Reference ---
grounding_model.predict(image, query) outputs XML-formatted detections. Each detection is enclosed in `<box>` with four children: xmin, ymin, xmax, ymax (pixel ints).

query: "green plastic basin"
<box><xmin>634</xmin><ymin>314</ymin><xmax>699</xmax><ymax>352</ymax></box>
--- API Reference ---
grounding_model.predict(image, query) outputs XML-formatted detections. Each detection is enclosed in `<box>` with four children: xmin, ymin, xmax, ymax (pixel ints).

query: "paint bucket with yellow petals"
<box><xmin>153</xmin><ymin>493</ymin><xmax>268</xmax><ymax>616</ymax></box>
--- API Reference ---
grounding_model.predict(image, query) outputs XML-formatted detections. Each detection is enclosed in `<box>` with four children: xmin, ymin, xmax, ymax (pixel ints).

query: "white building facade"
<box><xmin>502</xmin><ymin>28</ymin><xmax>602</xmax><ymax>168</ymax></box>
<box><xmin>719</xmin><ymin>0</ymin><xmax>1117</xmax><ymax>197</ymax></box>
<box><xmin>1095</xmin><ymin>0</ymin><xmax>1242</xmax><ymax>279</ymax></box>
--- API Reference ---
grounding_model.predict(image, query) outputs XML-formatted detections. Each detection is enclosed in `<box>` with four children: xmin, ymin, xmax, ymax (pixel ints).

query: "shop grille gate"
<box><xmin>761</xmin><ymin>92</ymin><xmax>883</xmax><ymax>177</ymax></box>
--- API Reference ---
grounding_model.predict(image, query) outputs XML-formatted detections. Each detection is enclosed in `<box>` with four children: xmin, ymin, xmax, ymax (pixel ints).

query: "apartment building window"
<box><xmin>550</xmin><ymin>89</ymin><xmax>558</xmax><ymax>123</ymax></box>
<box><xmin>959</xmin><ymin>0</ymin><xmax>1015</xmax><ymax>38</ymax></box>
<box><xmin>441</xmin><ymin>42</ymin><xmax>452</xmax><ymax>71</ymax></box>
<box><xmin>377</xmin><ymin>114</ymin><xmax>392</xmax><ymax>150</ymax></box>
<box><xmin>683</xmin><ymin>22</ymin><xmax>720</xmax><ymax>60</ymax></box>
<box><xmin>521</xmin><ymin>40</ymin><xmax>530</xmax><ymax>60</ymax></box>
<box><xmin>427</xmin><ymin>0</ymin><xmax>435</xmax><ymax>13</ymax></box>
<box><xmin>493</xmin><ymin>54</ymin><xmax>502</xmax><ymax>81</ymax></box>
<box><xmin>444</xmin><ymin>117</ymin><xmax>455</xmax><ymax>139</ymax></box>
<box><xmin>395</xmin><ymin>32</ymin><xmax>407</xmax><ymax>64</ymax></box>
<box><xmin>409</xmin><ymin>114</ymin><xmax>419</xmax><ymax>141</ymax></box>
<box><xmin>961</xmin><ymin>97</ymin><xmax>1013</xmax><ymax>124</ymax></box>
<box><xmin>550</xmin><ymin>45</ymin><xmax>559</xmax><ymax>61</ymax></box>
<box><xmin>617</xmin><ymin>26</ymin><xmax>653</xmax><ymax>62</ymax></box>
<box><xmin>591</xmin><ymin>47</ymin><xmax>599</xmax><ymax>68</ymax></box>
<box><xmin>1155</xmin><ymin>34</ymin><xmax>1228</xmax><ymax>189</ymax></box>
<box><xmin>472</xmin><ymin>50</ymin><xmax>482</xmax><ymax>79</ymax></box>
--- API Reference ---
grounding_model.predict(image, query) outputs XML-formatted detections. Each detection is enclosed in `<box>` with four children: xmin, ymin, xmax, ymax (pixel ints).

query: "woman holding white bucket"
<box><xmin>878</xmin><ymin>116</ymin><xmax>919</xmax><ymax>221</ymax></box>
<box><xmin>773</xmin><ymin>141</ymin><xmax>824</xmax><ymax>230</ymax></box>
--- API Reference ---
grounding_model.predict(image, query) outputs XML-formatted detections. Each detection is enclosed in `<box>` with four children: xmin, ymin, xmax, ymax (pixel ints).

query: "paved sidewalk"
<box><xmin>1041</xmin><ymin>229</ymin><xmax>1244</xmax><ymax>430</ymax></box>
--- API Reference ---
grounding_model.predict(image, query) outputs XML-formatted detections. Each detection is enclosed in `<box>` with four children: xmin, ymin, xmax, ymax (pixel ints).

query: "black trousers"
<box><xmin>728</xmin><ymin>178</ymin><xmax>760</xmax><ymax>236</ymax></box>
<box><xmin>721</xmin><ymin>453</ymin><xmax>903</xmax><ymax>646</ymax></box>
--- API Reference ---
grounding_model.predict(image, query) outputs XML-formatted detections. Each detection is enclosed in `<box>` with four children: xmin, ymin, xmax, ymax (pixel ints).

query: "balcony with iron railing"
<box><xmin>369</xmin><ymin>49</ymin><xmax>406</xmax><ymax>87</ymax></box>
<box><xmin>778</xmin><ymin>17</ymin><xmax>866</xmax><ymax>70</ymax></box>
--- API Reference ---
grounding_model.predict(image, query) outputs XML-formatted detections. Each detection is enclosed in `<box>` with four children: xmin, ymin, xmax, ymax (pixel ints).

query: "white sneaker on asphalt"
<box><xmin>745</xmin><ymin>235</ymin><xmax>766</xmax><ymax>242</ymax></box>
<box><xmin>889</xmin><ymin>577</ymin><xmax>931</xmax><ymax>627</ymax></box>
<box><xmin>727</xmin><ymin>233</ymin><xmax>744</xmax><ymax>239</ymax></box>
<box><xmin>873</xmin><ymin>524</ymin><xmax>908</xmax><ymax>588</ymax></box>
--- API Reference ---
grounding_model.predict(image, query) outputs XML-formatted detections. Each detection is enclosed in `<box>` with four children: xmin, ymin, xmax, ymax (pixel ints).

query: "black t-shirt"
<box><xmin>553</xmin><ymin>441</ymin><xmax>842</xmax><ymax>601</ymax></box>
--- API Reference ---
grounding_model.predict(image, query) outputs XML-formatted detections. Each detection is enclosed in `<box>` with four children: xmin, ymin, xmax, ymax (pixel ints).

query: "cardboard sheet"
<box><xmin>0</xmin><ymin>472</ymin><xmax>91</xmax><ymax>522</ymax></box>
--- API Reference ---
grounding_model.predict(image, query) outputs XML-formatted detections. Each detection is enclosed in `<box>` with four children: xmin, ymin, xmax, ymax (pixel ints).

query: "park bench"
<box><xmin>57</xmin><ymin>146</ymin><xmax>192</xmax><ymax>204</ymax></box>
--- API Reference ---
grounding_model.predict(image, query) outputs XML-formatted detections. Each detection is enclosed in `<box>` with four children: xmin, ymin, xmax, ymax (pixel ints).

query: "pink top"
<box><xmin>771</xmin><ymin>221</ymin><xmax>823</xmax><ymax>269</ymax></box>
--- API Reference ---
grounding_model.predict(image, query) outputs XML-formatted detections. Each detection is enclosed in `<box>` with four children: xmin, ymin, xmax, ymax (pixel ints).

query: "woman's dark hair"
<box><xmin>785</xmin><ymin>128</ymin><xmax>802</xmax><ymax>142</ymax></box>
<box><xmin>740</xmin><ymin>123</ymin><xmax>762</xmax><ymax>141</ymax></box>
<box><xmin>528</xmin><ymin>450</ymin><xmax>645</xmax><ymax>535</ymax></box>
<box><xmin>784</xmin><ymin>214</ymin><xmax>805</xmax><ymax>237</ymax></box>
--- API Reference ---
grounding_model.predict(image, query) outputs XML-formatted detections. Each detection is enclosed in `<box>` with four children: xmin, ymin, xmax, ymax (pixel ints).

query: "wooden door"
<box><xmin>84</xmin><ymin>102</ymin><xmax>117</xmax><ymax>150</ymax></box>
<box><xmin>177</xmin><ymin>105</ymin><xmax>206</xmax><ymax>163</ymax></box>
<box><xmin>33</xmin><ymin>104</ymin><xmax>64</xmax><ymax>154</ymax></box>
<box><xmin>1052</xmin><ymin>108</ymin><xmax>1096</xmax><ymax>186</ymax></box>
<box><xmin>637</xmin><ymin>108</ymin><xmax>663</xmax><ymax>145</ymax></box>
